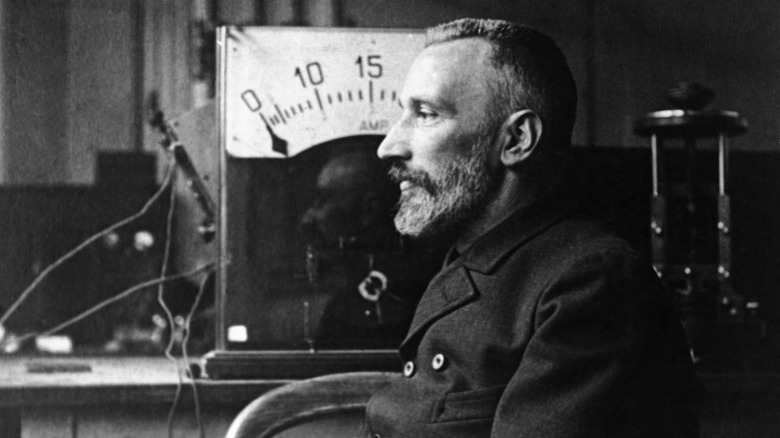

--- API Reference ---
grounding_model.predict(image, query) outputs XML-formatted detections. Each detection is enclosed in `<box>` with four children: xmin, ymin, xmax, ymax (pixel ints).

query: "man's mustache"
<box><xmin>388</xmin><ymin>162</ymin><xmax>438</xmax><ymax>195</ymax></box>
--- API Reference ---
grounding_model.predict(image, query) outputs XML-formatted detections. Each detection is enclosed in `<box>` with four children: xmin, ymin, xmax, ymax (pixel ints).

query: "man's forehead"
<box><xmin>421</xmin><ymin>37</ymin><xmax>494</xmax><ymax>63</ymax></box>
<box><xmin>402</xmin><ymin>38</ymin><xmax>495</xmax><ymax>104</ymax></box>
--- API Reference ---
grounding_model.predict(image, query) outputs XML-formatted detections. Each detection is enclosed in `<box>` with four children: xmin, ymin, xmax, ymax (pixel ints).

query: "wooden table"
<box><xmin>0</xmin><ymin>356</ymin><xmax>288</xmax><ymax>438</ymax></box>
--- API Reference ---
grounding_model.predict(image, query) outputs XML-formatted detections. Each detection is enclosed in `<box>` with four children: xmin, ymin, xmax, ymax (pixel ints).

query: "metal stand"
<box><xmin>634</xmin><ymin>83</ymin><xmax>760</xmax><ymax>367</ymax></box>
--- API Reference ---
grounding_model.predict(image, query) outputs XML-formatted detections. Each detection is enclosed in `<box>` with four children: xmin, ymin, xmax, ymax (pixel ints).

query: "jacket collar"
<box><xmin>461</xmin><ymin>189</ymin><xmax>582</xmax><ymax>274</ymax></box>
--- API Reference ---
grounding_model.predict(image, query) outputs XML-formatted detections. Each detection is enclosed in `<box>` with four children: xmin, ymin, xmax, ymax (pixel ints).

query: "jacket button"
<box><xmin>431</xmin><ymin>353</ymin><xmax>446</xmax><ymax>371</ymax></box>
<box><xmin>403</xmin><ymin>361</ymin><xmax>416</xmax><ymax>377</ymax></box>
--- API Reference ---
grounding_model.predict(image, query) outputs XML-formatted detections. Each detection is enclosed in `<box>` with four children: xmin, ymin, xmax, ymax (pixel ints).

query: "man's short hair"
<box><xmin>426</xmin><ymin>18</ymin><xmax>578</xmax><ymax>147</ymax></box>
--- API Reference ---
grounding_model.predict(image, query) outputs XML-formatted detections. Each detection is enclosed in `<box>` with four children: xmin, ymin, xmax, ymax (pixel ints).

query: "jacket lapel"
<box><xmin>463</xmin><ymin>189</ymin><xmax>582</xmax><ymax>274</ymax></box>
<box><xmin>399</xmin><ymin>259</ymin><xmax>476</xmax><ymax>352</ymax></box>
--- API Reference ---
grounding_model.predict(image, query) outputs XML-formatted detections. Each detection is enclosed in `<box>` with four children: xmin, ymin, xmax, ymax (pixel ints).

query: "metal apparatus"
<box><xmin>634</xmin><ymin>83</ymin><xmax>760</xmax><ymax>365</ymax></box>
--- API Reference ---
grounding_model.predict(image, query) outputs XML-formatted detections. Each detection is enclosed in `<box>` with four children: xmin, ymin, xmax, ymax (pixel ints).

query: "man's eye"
<box><xmin>417</xmin><ymin>109</ymin><xmax>436</xmax><ymax>120</ymax></box>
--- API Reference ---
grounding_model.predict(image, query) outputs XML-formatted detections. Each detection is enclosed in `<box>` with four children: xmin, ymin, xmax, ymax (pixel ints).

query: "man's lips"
<box><xmin>390</xmin><ymin>163</ymin><xmax>434</xmax><ymax>194</ymax></box>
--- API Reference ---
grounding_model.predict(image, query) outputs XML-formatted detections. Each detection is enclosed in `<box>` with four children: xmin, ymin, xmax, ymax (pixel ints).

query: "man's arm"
<box><xmin>492</xmin><ymin>248</ymin><xmax>700</xmax><ymax>437</ymax></box>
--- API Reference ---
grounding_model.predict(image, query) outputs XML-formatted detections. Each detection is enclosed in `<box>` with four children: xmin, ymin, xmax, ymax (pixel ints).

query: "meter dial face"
<box><xmin>220</xmin><ymin>27</ymin><xmax>426</xmax><ymax>158</ymax></box>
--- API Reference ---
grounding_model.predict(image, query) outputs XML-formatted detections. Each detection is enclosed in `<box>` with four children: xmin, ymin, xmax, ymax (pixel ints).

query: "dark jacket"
<box><xmin>366</xmin><ymin>193</ymin><xmax>701</xmax><ymax>437</ymax></box>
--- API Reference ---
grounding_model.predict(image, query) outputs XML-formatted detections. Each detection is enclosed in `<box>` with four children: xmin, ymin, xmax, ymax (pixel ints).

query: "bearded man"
<box><xmin>365</xmin><ymin>18</ymin><xmax>701</xmax><ymax>437</ymax></box>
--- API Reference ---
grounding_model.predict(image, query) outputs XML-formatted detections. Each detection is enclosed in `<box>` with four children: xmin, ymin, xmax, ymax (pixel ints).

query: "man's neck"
<box><xmin>453</xmin><ymin>172</ymin><xmax>560</xmax><ymax>253</ymax></box>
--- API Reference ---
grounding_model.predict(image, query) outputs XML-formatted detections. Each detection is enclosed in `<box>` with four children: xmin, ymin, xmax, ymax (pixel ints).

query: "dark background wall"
<box><xmin>0</xmin><ymin>0</ymin><xmax>69</xmax><ymax>183</ymax></box>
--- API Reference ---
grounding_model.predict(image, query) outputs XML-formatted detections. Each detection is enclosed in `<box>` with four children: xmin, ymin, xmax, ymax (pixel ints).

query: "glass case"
<box><xmin>205</xmin><ymin>26</ymin><xmax>443</xmax><ymax>378</ymax></box>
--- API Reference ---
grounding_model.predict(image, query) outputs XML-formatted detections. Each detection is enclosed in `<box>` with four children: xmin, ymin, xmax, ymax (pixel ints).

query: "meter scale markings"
<box><xmin>264</xmin><ymin>81</ymin><xmax>398</xmax><ymax>128</ymax></box>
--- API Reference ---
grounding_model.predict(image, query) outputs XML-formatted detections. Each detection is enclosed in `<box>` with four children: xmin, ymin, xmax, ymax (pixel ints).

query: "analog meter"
<box><xmin>210</xmin><ymin>27</ymin><xmax>433</xmax><ymax>379</ymax></box>
<box><xmin>220</xmin><ymin>27</ymin><xmax>426</xmax><ymax>158</ymax></box>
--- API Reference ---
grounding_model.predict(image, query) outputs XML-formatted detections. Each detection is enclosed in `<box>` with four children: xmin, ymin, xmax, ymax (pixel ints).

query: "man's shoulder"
<box><xmin>487</xmin><ymin>211</ymin><xmax>661</xmax><ymax>301</ymax></box>
<box><xmin>461</xmin><ymin>190</ymin><xmax>653</xmax><ymax>280</ymax></box>
<box><xmin>488</xmin><ymin>212</ymin><xmax>671</xmax><ymax>314</ymax></box>
<box><xmin>524</xmin><ymin>211</ymin><xmax>645</xmax><ymax>265</ymax></box>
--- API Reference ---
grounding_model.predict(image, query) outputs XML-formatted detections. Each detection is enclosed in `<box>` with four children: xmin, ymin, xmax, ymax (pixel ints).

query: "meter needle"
<box><xmin>263</xmin><ymin>121</ymin><xmax>288</xmax><ymax>156</ymax></box>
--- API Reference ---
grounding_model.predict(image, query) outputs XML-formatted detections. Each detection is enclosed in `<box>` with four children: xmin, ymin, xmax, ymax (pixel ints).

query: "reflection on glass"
<box><xmin>301</xmin><ymin>150</ymin><xmax>416</xmax><ymax>348</ymax></box>
<box><xmin>224</xmin><ymin>137</ymin><xmax>445</xmax><ymax>351</ymax></box>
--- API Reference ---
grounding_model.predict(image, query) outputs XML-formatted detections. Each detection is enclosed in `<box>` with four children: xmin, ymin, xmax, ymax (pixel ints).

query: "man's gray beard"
<box><xmin>392</xmin><ymin>136</ymin><xmax>498</xmax><ymax>239</ymax></box>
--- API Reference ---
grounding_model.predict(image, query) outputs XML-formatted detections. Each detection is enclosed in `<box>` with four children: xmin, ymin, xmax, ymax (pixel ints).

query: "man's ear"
<box><xmin>499</xmin><ymin>109</ymin><xmax>542</xmax><ymax>167</ymax></box>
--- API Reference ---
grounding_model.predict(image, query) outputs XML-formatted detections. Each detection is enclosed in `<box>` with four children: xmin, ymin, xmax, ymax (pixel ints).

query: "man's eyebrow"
<box><xmin>411</xmin><ymin>97</ymin><xmax>456</xmax><ymax>115</ymax></box>
<box><xmin>398</xmin><ymin>95</ymin><xmax>456</xmax><ymax>115</ymax></box>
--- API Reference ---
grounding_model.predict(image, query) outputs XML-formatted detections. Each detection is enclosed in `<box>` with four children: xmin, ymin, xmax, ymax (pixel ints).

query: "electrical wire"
<box><xmin>0</xmin><ymin>153</ymin><xmax>211</xmax><ymax>438</ymax></box>
<box><xmin>181</xmin><ymin>270</ymin><xmax>211</xmax><ymax>438</ymax></box>
<box><xmin>0</xmin><ymin>162</ymin><xmax>176</xmax><ymax>328</ymax></box>
<box><xmin>157</xmin><ymin>169</ymin><xmax>183</xmax><ymax>438</ymax></box>
<box><xmin>6</xmin><ymin>262</ymin><xmax>215</xmax><ymax>347</ymax></box>
<box><xmin>158</xmin><ymin>163</ymin><xmax>206</xmax><ymax>438</ymax></box>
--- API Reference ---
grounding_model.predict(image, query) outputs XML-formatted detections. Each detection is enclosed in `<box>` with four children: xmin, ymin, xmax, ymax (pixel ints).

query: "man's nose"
<box><xmin>377</xmin><ymin>120</ymin><xmax>411</xmax><ymax>161</ymax></box>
